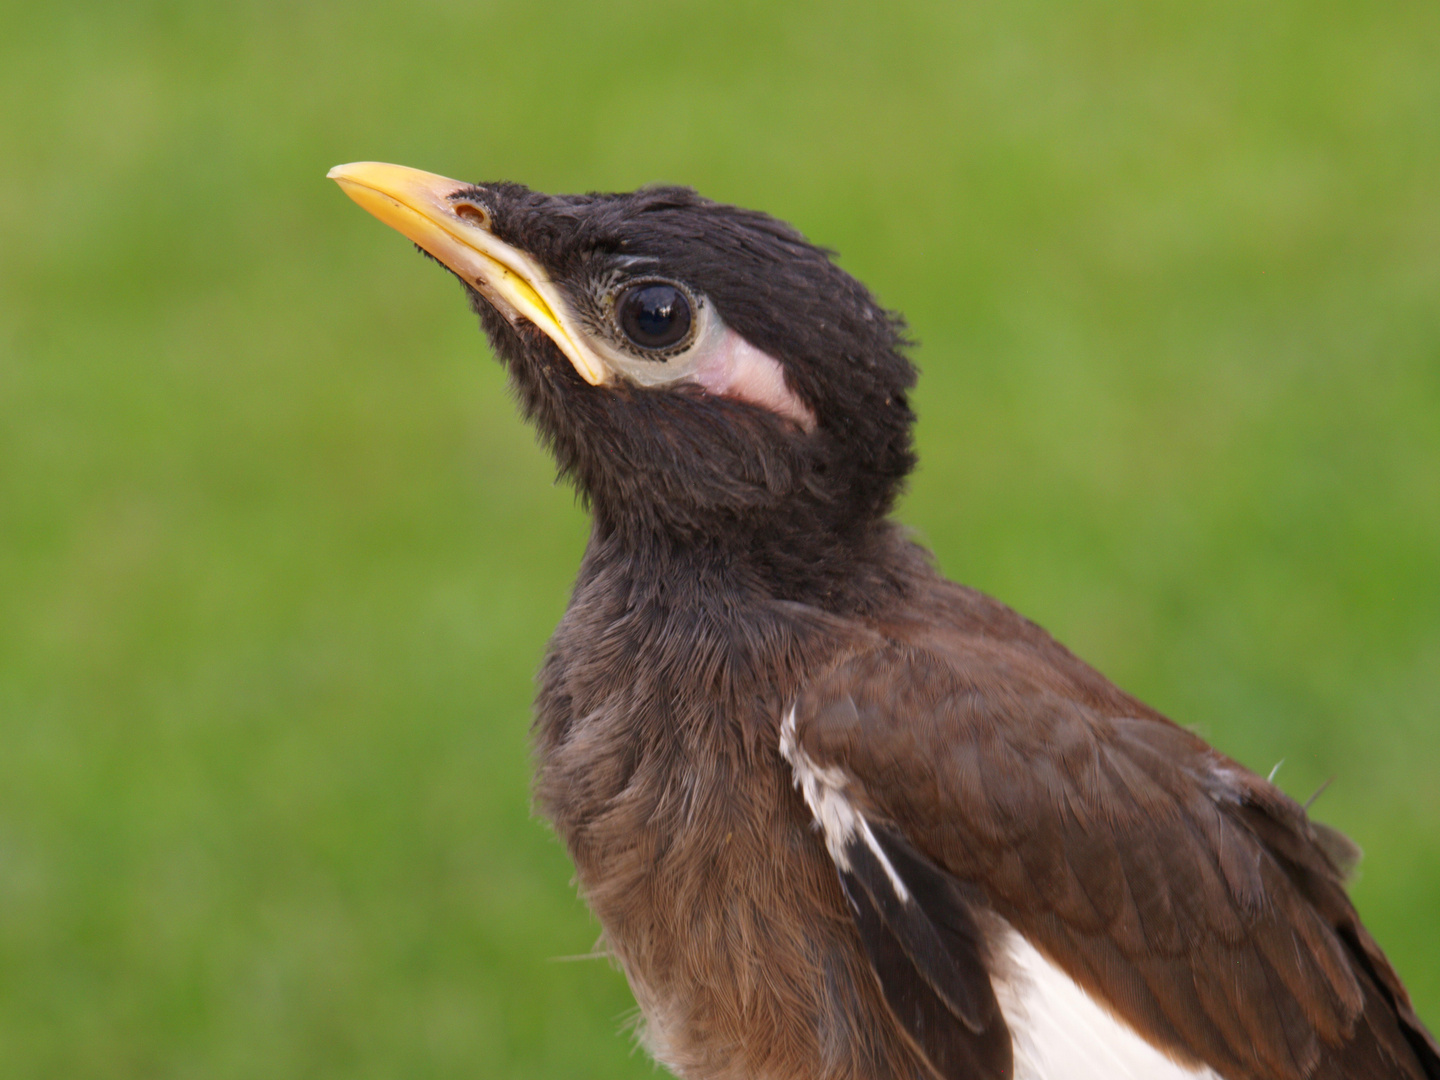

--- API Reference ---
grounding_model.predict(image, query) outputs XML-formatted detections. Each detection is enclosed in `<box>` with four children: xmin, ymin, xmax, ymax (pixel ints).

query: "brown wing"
<box><xmin>789</xmin><ymin>607</ymin><xmax>1439</xmax><ymax>1080</ymax></box>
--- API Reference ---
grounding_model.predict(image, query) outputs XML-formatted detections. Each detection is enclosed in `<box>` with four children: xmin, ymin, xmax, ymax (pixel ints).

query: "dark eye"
<box><xmin>617</xmin><ymin>282</ymin><xmax>692</xmax><ymax>352</ymax></box>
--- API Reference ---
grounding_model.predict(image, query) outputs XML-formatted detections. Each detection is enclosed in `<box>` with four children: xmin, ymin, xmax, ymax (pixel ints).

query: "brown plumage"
<box><xmin>788</xmin><ymin>581</ymin><xmax>1433</xmax><ymax>1080</ymax></box>
<box><xmin>329</xmin><ymin>162</ymin><xmax>1438</xmax><ymax>1080</ymax></box>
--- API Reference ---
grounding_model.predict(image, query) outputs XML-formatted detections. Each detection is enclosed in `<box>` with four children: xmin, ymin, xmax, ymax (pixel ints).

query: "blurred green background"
<box><xmin>2</xmin><ymin>0</ymin><xmax>1437</xmax><ymax>1076</ymax></box>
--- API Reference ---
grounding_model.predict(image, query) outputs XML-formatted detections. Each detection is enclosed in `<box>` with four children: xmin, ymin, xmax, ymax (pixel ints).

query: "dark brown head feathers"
<box><xmin>458</xmin><ymin>182</ymin><xmax>917</xmax><ymax>600</ymax></box>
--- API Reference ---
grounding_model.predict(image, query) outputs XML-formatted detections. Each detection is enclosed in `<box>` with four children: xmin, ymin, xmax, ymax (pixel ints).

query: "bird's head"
<box><xmin>330</xmin><ymin>163</ymin><xmax>917</xmax><ymax>586</ymax></box>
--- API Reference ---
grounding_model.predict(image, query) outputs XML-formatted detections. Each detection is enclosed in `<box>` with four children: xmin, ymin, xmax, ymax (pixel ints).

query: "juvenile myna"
<box><xmin>328</xmin><ymin>162</ymin><xmax>1438</xmax><ymax>1080</ymax></box>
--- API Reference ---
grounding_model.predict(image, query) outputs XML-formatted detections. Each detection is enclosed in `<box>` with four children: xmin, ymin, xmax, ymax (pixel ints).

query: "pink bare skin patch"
<box><xmin>689</xmin><ymin>328</ymin><xmax>816</xmax><ymax>432</ymax></box>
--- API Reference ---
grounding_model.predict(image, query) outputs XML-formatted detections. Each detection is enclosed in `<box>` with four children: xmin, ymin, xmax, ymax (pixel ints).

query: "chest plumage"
<box><xmin>530</xmin><ymin>548</ymin><xmax>925</xmax><ymax>1079</ymax></box>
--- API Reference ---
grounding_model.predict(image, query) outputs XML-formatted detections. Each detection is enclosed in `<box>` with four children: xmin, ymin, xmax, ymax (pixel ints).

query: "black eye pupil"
<box><xmin>618</xmin><ymin>283</ymin><xmax>692</xmax><ymax>351</ymax></box>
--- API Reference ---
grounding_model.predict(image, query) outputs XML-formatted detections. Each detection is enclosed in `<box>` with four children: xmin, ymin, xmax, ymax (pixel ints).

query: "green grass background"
<box><xmin>2</xmin><ymin>1</ymin><xmax>1437</xmax><ymax>1075</ymax></box>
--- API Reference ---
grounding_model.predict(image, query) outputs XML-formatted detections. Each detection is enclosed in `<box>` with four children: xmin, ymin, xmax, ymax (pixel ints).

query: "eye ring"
<box><xmin>614</xmin><ymin>279</ymin><xmax>695</xmax><ymax>355</ymax></box>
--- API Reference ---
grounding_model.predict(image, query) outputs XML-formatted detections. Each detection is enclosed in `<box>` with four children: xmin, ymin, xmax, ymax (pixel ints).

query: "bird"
<box><xmin>327</xmin><ymin>161</ymin><xmax>1438</xmax><ymax>1080</ymax></box>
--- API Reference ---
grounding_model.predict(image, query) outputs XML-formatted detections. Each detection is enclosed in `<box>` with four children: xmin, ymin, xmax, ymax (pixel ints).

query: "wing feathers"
<box><xmin>840</xmin><ymin>871</ymin><xmax>1012</xmax><ymax>1080</ymax></box>
<box><xmin>783</xmin><ymin>703</ymin><xmax>1013</xmax><ymax>1079</ymax></box>
<box><xmin>788</xmin><ymin>617</ymin><xmax>1439</xmax><ymax>1080</ymax></box>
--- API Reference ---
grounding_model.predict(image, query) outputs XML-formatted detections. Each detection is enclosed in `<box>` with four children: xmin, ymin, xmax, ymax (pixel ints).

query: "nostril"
<box><xmin>453</xmin><ymin>201</ymin><xmax>492</xmax><ymax>228</ymax></box>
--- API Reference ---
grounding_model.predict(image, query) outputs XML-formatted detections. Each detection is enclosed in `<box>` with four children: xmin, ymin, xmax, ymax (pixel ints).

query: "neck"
<box><xmin>581</xmin><ymin>509</ymin><xmax>926</xmax><ymax>617</ymax></box>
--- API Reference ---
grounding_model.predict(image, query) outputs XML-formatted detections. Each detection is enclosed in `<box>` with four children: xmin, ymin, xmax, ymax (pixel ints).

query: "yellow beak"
<box><xmin>327</xmin><ymin>161</ymin><xmax>608</xmax><ymax>386</ymax></box>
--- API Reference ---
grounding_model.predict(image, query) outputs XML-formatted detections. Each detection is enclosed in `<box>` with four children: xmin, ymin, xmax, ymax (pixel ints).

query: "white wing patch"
<box><xmin>780</xmin><ymin>704</ymin><xmax>1226</xmax><ymax>1080</ymax></box>
<box><xmin>779</xmin><ymin>706</ymin><xmax>909</xmax><ymax>902</ymax></box>
<box><xmin>994</xmin><ymin>930</ymin><xmax>1223</xmax><ymax>1080</ymax></box>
